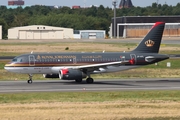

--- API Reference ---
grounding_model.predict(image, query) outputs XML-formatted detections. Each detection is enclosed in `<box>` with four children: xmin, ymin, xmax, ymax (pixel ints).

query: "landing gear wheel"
<box><xmin>75</xmin><ymin>79</ymin><xmax>83</xmax><ymax>83</ymax></box>
<box><xmin>27</xmin><ymin>74</ymin><xmax>33</xmax><ymax>84</ymax></box>
<box><xmin>86</xmin><ymin>78</ymin><xmax>94</xmax><ymax>84</ymax></box>
<box><xmin>27</xmin><ymin>80</ymin><xmax>32</xmax><ymax>84</ymax></box>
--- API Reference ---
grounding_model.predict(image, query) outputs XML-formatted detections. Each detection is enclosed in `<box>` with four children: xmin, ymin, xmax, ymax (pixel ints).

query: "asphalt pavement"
<box><xmin>1</xmin><ymin>78</ymin><xmax>180</xmax><ymax>93</ymax></box>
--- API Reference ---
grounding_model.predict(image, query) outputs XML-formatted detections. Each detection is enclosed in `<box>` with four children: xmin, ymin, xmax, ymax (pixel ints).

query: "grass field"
<box><xmin>0</xmin><ymin>91</ymin><xmax>180</xmax><ymax>120</ymax></box>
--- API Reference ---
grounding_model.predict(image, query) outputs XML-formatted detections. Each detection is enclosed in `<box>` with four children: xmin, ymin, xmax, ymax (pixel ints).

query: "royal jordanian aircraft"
<box><xmin>4</xmin><ymin>22</ymin><xmax>169</xmax><ymax>84</ymax></box>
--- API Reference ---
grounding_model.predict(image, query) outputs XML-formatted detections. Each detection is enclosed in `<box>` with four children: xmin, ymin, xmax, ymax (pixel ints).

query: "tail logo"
<box><xmin>145</xmin><ymin>40</ymin><xmax>155</xmax><ymax>47</ymax></box>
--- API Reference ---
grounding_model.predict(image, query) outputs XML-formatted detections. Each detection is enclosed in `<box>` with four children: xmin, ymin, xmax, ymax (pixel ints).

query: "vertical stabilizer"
<box><xmin>132</xmin><ymin>22</ymin><xmax>165</xmax><ymax>53</ymax></box>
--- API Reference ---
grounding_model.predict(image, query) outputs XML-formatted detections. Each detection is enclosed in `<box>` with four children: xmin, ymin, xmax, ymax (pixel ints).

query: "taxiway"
<box><xmin>0</xmin><ymin>79</ymin><xmax>180</xmax><ymax>93</ymax></box>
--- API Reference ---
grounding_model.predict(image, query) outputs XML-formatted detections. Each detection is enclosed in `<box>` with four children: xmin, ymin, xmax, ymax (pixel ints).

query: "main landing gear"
<box><xmin>75</xmin><ymin>77</ymin><xmax>94</xmax><ymax>84</ymax></box>
<box><xmin>27</xmin><ymin>74</ymin><xmax>33</xmax><ymax>84</ymax></box>
<box><xmin>75</xmin><ymin>79</ymin><xmax>83</xmax><ymax>83</ymax></box>
<box><xmin>86</xmin><ymin>74</ymin><xmax>94</xmax><ymax>83</ymax></box>
<box><xmin>86</xmin><ymin>77</ymin><xmax>94</xmax><ymax>84</ymax></box>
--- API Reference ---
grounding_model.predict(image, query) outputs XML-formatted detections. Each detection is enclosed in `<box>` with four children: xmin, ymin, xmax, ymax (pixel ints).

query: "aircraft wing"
<box><xmin>73</xmin><ymin>59</ymin><xmax>134</xmax><ymax>72</ymax></box>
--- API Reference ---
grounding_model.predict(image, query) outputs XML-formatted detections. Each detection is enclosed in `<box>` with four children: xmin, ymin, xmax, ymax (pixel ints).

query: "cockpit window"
<box><xmin>12</xmin><ymin>59</ymin><xmax>17</xmax><ymax>62</ymax></box>
<box><xmin>12</xmin><ymin>58</ymin><xmax>23</xmax><ymax>62</ymax></box>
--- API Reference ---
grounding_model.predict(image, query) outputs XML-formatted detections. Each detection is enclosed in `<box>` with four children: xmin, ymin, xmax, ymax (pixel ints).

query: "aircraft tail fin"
<box><xmin>132</xmin><ymin>22</ymin><xmax>165</xmax><ymax>53</ymax></box>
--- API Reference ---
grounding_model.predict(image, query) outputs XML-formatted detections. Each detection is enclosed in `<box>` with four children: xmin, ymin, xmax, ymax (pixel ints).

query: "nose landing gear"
<box><xmin>27</xmin><ymin>74</ymin><xmax>33</xmax><ymax>84</ymax></box>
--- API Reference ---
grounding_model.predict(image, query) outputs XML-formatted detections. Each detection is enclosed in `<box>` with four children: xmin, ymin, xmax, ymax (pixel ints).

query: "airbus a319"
<box><xmin>4</xmin><ymin>22</ymin><xmax>169</xmax><ymax>84</ymax></box>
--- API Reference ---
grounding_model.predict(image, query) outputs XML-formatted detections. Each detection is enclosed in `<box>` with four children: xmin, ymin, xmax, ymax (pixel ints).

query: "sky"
<box><xmin>0</xmin><ymin>0</ymin><xmax>179</xmax><ymax>7</ymax></box>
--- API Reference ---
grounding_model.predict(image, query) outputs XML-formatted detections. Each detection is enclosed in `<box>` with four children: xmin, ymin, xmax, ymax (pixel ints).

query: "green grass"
<box><xmin>0</xmin><ymin>42</ymin><xmax>180</xmax><ymax>56</ymax></box>
<box><xmin>160</xmin><ymin>51</ymin><xmax>180</xmax><ymax>54</ymax></box>
<box><xmin>0</xmin><ymin>91</ymin><xmax>180</xmax><ymax>104</ymax></box>
<box><xmin>142</xmin><ymin>59</ymin><xmax>180</xmax><ymax>69</ymax></box>
<box><xmin>0</xmin><ymin>52</ymin><xmax>23</xmax><ymax>56</ymax></box>
<box><xmin>0</xmin><ymin>42</ymin><xmax>56</xmax><ymax>46</ymax></box>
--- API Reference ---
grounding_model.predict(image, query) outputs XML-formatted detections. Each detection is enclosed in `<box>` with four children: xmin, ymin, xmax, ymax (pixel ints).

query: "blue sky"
<box><xmin>0</xmin><ymin>0</ymin><xmax>179</xmax><ymax>7</ymax></box>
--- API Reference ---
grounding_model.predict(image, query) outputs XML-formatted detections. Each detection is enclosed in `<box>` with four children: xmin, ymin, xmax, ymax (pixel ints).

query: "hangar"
<box><xmin>74</xmin><ymin>30</ymin><xmax>106</xmax><ymax>39</ymax></box>
<box><xmin>111</xmin><ymin>16</ymin><xmax>180</xmax><ymax>38</ymax></box>
<box><xmin>80</xmin><ymin>30</ymin><xmax>105</xmax><ymax>39</ymax></box>
<box><xmin>8</xmin><ymin>25</ymin><xmax>73</xmax><ymax>40</ymax></box>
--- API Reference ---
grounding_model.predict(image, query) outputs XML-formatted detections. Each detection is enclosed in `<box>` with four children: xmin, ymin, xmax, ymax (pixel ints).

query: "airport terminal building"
<box><xmin>111</xmin><ymin>16</ymin><xmax>180</xmax><ymax>38</ymax></box>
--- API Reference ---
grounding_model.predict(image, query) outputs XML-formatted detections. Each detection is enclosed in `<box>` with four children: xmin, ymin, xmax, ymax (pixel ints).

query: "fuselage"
<box><xmin>4</xmin><ymin>52</ymin><xmax>169</xmax><ymax>74</ymax></box>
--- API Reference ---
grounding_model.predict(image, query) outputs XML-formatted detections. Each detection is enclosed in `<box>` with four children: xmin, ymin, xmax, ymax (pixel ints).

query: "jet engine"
<box><xmin>59</xmin><ymin>68</ymin><xmax>87</xmax><ymax>80</ymax></box>
<box><xmin>43</xmin><ymin>74</ymin><xmax>59</xmax><ymax>78</ymax></box>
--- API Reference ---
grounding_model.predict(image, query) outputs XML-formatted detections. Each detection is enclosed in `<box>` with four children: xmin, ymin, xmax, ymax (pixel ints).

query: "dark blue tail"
<box><xmin>132</xmin><ymin>22</ymin><xmax>165</xmax><ymax>53</ymax></box>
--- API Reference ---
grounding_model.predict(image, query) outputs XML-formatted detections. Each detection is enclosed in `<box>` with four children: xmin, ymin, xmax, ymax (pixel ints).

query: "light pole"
<box><xmin>112</xmin><ymin>0</ymin><xmax>117</xmax><ymax>38</ymax></box>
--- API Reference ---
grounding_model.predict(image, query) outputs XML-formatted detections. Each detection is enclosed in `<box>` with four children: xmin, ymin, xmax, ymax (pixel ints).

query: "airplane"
<box><xmin>4</xmin><ymin>22</ymin><xmax>169</xmax><ymax>84</ymax></box>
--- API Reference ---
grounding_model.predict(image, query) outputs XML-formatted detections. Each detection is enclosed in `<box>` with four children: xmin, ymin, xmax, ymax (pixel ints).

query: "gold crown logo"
<box><xmin>145</xmin><ymin>40</ymin><xmax>155</xmax><ymax>47</ymax></box>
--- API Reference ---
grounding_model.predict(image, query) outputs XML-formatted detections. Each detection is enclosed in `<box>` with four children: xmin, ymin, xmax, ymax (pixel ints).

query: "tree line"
<box><xmin>0</xmin><ymin>2</ymin><xmax>180</xmax><ymax>39</ymax></box>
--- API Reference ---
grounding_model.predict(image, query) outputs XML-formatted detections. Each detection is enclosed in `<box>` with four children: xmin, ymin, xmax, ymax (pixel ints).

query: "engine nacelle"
<box><xmin>59</xmin><ymin>68</ymin><xmax>87</xmax><ymax>80</ymax></box>
<box><xmin>43</xmin><ymin>74</ymin><xmax>59</xmax><ymax>78</ymax></box>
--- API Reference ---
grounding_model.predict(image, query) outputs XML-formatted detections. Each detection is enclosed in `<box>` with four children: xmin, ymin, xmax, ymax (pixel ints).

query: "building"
<box><xmin>119</xmin><ymin>0</ymin><xmax>133</xmax><ymax>9</ymax></box>
<box><xmin>111</xmin><ymin>16</ymin><xmax>180</xmax><ymax>38</ymax></box>
<box><xmin>72</xmin><ymin>6</ymin><xmax>81</xmax><ymax>9</ymax></box>
<box><xmin>0</xmin><ymin>25</ymin><xmax>2</xmax><ymax>39</ymax></box>
<box><xmin>8</xmin><ymin>25</ymin><xmax>73</xmax><ymax>40</ymax></box>
<box><xmin>74</xmin><ymin>30</ymin><xmax>106</xmax><ymax>39</ymax></box>
<box><xmin>8</xmin><ymin>0</ymin><xmax>24</xmax><ymax>6</ymax></box>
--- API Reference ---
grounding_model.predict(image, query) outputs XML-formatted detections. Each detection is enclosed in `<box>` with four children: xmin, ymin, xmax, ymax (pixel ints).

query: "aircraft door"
<box><xmin>130</xmin><ymin>54</ymin><xmax>136</xmax><ymax>64</ymax></box>
<box><xmin>73</xmin><ymin>58</ymin><xmax>77</xmax><ymax>64</ymax></box>
<box><xmin>29</xmin><ymin>55</ymin><xmax>35</xmax><ymax>66</ymax></box>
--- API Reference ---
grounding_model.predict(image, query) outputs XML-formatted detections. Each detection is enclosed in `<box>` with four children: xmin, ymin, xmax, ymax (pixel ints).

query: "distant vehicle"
<box><xmin>4</xmin><ymin>22</ymin><xmax>169</xmax><ymax>84</ymax></box>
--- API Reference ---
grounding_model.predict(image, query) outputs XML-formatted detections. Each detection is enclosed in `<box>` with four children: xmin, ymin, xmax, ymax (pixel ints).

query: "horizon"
<box><xmin>0</xmin><ymin>0</ymin><xmax>179</xmax><ymax>8</ymax></box>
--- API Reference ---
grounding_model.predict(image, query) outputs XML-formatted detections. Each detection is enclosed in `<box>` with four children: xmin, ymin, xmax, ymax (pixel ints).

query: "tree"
<box><xmin>13</xmin><ymin>14</ymin><xmax>29</xmax><ymax>26</ymax></box>
<box><xmin>152</xmin><ymin>3</ymin><xmax>158</xmax><ymax>8</ymax></box>
<box><xmin>0</xmin><ymin>4</ymin><xmax>180</xmax><ymax>39</ymax></box>
<box><xmin>97</xmin><ymin>5</ymin><xmax>108</xmax><ymax>18</ymax></box>
<box><xmin>0</xmin><ymin>18</ymin><xmax>8</xmax><ymax>39</ymax></box>
<box><xmin>4</xmin><ymin>12</ymin><xmax>14</xmax><ymax>26</ymax></box>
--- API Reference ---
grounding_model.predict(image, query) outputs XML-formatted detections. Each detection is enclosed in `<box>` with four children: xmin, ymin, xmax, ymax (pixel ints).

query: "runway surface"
<box><xmin>1</xmin><ymin>78</ymin><xmax>180</xmax><ymax>93</ymax></box>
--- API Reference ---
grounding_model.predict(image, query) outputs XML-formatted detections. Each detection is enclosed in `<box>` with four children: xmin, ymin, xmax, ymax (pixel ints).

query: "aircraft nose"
<box><xmin>4</xmin><ymin>64</ymin><xmax>11</xmax><ymax>71</ymax></box>
<box><xmin>4</xmin><ymin>63</ymin><xmax>14</xmax><ymax>72</ymax></box>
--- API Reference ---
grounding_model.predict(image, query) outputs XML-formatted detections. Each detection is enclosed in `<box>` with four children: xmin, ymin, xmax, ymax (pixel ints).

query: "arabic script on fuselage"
<box><xmin>82</xmin><ymin>55</ymin><xmax>102</xmax><ymax>59</ymax></box>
